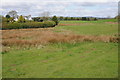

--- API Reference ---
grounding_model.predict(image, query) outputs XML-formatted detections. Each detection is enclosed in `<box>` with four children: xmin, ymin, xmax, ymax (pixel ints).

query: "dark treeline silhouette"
<box><xmin>32</xmin><ymin>16</ymin><xmax>98</xmax><ymax>21</ymax></box>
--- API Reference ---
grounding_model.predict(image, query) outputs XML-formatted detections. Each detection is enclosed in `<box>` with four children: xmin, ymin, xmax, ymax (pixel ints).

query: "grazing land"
<box><xmin>2</xmin><ymin>19</ymin><xmax>118</xmax><ymax>78</ymax></box>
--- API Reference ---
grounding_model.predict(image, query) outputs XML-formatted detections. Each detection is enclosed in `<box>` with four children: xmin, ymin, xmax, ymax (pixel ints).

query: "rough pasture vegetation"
<box><xmin>1</xmin><ymin>28</ymin><xmax>119</xmax><ymax>47</ymax></box>
<box><xmin>2</xmin><ymin>19</ymin><xmax>118</xmax><ymax>78</ymax></box>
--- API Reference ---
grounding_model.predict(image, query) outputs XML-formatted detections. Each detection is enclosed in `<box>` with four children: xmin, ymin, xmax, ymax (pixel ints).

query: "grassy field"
<box><xmin>55</xmin><ymin>20</ymin><xmax>118</xmax><ymax>36</ymax></box>
<box><xmin>2</xmin><ymin>19</ymin><xmax>118</xmax><ymax>78</ymax></box>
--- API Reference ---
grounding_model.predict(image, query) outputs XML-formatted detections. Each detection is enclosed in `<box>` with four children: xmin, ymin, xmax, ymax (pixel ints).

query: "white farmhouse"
<box><xmin>24</xmin><ymin>15</ymin><xmax>32</xmax><ymax>20</ymax></box>
<box><xmin>14</xmin><ymin>15</ymin><xmax>32</xmax><ymax>21</ymax></box>
<box><xmin>14</xmin><ymin>18</ymin><xmax>18</xmax><ymax>21</ymax></box>
<box><xmin>14</xmin><ymin>15</ymin><xmax>19</xmax><ymax>21</ymax></box>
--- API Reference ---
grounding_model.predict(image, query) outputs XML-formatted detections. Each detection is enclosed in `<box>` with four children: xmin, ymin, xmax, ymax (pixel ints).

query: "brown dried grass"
<box><xmin>1</xmin><ymin>28</ymin><xmax>119</xmax><ymax>47</ymax></box>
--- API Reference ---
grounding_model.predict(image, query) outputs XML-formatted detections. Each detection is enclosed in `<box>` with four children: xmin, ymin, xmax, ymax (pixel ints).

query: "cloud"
<box><xmin>1</xmin><ymin>0</ymin><xmax>119</xmax><ymax>17</ymax></box>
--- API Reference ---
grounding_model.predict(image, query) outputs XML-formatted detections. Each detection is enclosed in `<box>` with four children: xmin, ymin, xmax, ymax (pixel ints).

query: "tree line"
<box><xmin>2</xmin><ymin>10</ymin><xmax>59</xmax><ymax>26</ymax></box>
<box><xmin>1</xmin><ymin>10</ymin><xmax>59</xmax><ymax>30</ymax></box>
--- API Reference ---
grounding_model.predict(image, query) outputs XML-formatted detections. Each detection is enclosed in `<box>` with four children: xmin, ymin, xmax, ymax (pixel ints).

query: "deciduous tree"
<box><xmin>18</xmin><ymin>15</ymin><xmax>25</xmax><ymax>23</ymax></box>
<box><xmin>52</xmin><ymin>15</ymin><xmax>59</xmax><ymax>25</ymax></box>
<box><xmin>7</xmin><ymin>10</ymin><xmax>17</xmax><ymax>19</ymax></box>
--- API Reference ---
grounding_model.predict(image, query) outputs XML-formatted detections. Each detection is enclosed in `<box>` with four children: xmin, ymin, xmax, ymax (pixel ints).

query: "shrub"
<box><xmin>2</xmin><ymin>21</ymin><xmax>56</xmax><ymax>30</ymax></box>
<box><xmin>52</xmin><ymin>16</ymin><xmax>59</xmax><ymax>25</ymax></box>
<box><xmin>18</xmin><ymin>15</ymin><xmax>26</xmax><ymax>23</ymax></box>
<box><xmin>94</xmin><ymin>18</ymin><xmax>97</xmax><ymax>21</ymax></box>
<box><xmin>82</xmin><ymin>17</ymin><xmax>87</xmax><ymax>21</ymax></box>
<box><xmin>6</xmin><ymin>15</ymin><xmax>10</xmax><ymax>19</ymax></box>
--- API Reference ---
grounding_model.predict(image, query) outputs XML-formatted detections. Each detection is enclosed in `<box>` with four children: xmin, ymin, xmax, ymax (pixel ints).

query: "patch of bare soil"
<box><xmin>58</xmin><ymin>23</ymin><xmax>93</xmax><ymax>26</ymax></box>
<box><xmin>105</xmin><ymin>22</ymin><xmax>118</xmax><ymax>24</ymax></box>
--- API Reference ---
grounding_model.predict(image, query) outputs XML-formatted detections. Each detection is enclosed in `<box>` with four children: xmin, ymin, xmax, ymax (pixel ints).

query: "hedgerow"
<box><xmin>2</xmin><ymin>21</ymin><xmax>56</xmax><ymax>30</ymax></box>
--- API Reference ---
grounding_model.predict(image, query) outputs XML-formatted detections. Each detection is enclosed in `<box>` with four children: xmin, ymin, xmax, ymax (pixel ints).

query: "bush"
<box><xmin>52</xmin><ymin>16</ymin><xmax>59</xmax><ymax>25</ymax></box>
<box><xmin>18</xmin><ymin>15</ymin><xmax>26</xmax><ymax>23</ymax></box>
<box><xmin>2</xmin><ymin>21</ymin><xmax>56</xmax><ymax>30</ymax></box>
<box><xmin>82</xmin><ymin>17</ymin><xmax>87</xmax><ymax>21</ymax></box>
<box><xmin>94</xmin><ymin>18</ymin><xmax>97</xmax><ymax>21</ymax></box>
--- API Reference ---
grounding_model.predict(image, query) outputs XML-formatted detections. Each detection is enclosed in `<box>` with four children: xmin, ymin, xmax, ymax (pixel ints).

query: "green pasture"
<box><xmin>2</xmin><ymin>19</ymin><xmax>118</xmax><ymax>78</ymax></box>
<box><xmin>55</xmin><ymin>19</ymin><xmax>118</xmax><ymax>36</ymax></box>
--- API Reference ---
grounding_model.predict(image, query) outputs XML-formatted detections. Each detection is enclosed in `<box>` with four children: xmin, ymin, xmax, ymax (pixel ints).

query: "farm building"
<box><xmin>14</xmin><ymin>15</ymin><xmax>32</xmax><ymax>21</ymax></box>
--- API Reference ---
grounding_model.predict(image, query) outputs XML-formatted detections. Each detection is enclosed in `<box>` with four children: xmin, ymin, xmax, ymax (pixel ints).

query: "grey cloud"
<box><xmin>73</xmin><ymin>2</ymin><xmax>118</xmax><ymax>7</ymax></box>
<box><xmin>1</xmin><ymin>1</ymin><xmax>118</xmax><ymax>17</ymax></box>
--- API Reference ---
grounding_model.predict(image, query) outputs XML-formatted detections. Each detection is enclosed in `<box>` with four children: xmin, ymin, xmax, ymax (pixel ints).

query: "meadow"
<box><xmin>2</xmin><ymin>19</ymin><xmax>119</xmax><ymax>78</ymax></box>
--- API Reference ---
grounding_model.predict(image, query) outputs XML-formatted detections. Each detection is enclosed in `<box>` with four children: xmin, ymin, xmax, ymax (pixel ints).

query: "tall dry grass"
<box><xmin>1</xmin><ymin>28</ymin><xmax>119</xmax><ymax>47</ymax></box>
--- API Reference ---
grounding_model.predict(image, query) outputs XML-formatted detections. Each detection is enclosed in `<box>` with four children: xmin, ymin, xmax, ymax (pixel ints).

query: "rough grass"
<box><xmin>1</xmin><ymin>27</ymin><xmax>119</xmax><ymax>47</ymax></box>
<box><xmin>2</xmin><ymin>19</ymin><xmax>118</xmax><ymax>78</ymax></box>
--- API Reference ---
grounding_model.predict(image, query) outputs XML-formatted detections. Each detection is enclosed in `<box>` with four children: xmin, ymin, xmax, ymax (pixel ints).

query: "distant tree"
<box><xmin>67</xmin><ymin>17</ymin><xmax>71</xmax><ymax>20</ymax></box>
<box><xmin>82</xmin><ymin>17</ymin><xmax>87</xmax><ymax>21</ymax></box>
<box><xmin>64</xmin><ymin>17</ymin><xmax>68</xmax><ymax>20</ymax></box>
<box><xmin>39</xmin><ymin>19</ymin><xmax>43</xmax><ymax>22</ymax></box>
<box><xmin>7</xmin><ymin>10</ymin><xmax>17</xmax><ymax>19</ymax></box>
<box><xmin>76</xmin><ymin>17</ymin><xmax>80</xmax><ymax>20</ymax></box>
<box><xmin>59</xmin><ymin>16</ymin><xmax>64</xmax><ymax>20</ymax></box>
<box><xmin>94</xmin><ymin>18</ymin><xmax>97</xmax><ymax>21</ymax></box>
<box><xmin>5</xmin><ymin>15</ymin><xmax>11</xmax><ymax>23</ymax></box>
<box><xmin>52</xmin><ymin>15</ymin><xmax>59</xmax><ymax>25</ymax></box>
<box><xmin>87</xmin><ymin>18</ymin><xmax>90</xmax><ymax>21</ymax></box>
<box><xmin>71</xmin><ymin>17</ymin><xmax>74</xmax><ymax>20</ymax></box>
<box><xmin>32</xmin><ymin>17</ymin><xmax>43</xmax><ymax>22</ymax></box>
<box><xmin>18</xmin><ymin>15</ymin><xmax>25</xmax><ymax>23</ymax></box>
<box><xmin>32</xmin><ymin>17</ymin><xmax>39</xmax><ymax>22</ymax></box>
<box><xmin>6</xmin><ymin>15</ymin><xmax>10</xmax><ymax>19</ymax></box>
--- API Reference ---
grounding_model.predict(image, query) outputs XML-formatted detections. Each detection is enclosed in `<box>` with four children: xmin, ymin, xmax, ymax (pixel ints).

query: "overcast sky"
<box><xmin>1</xmin><ymin>0</ymin><xmax>119</xmax><ymax>17</ymax></box>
